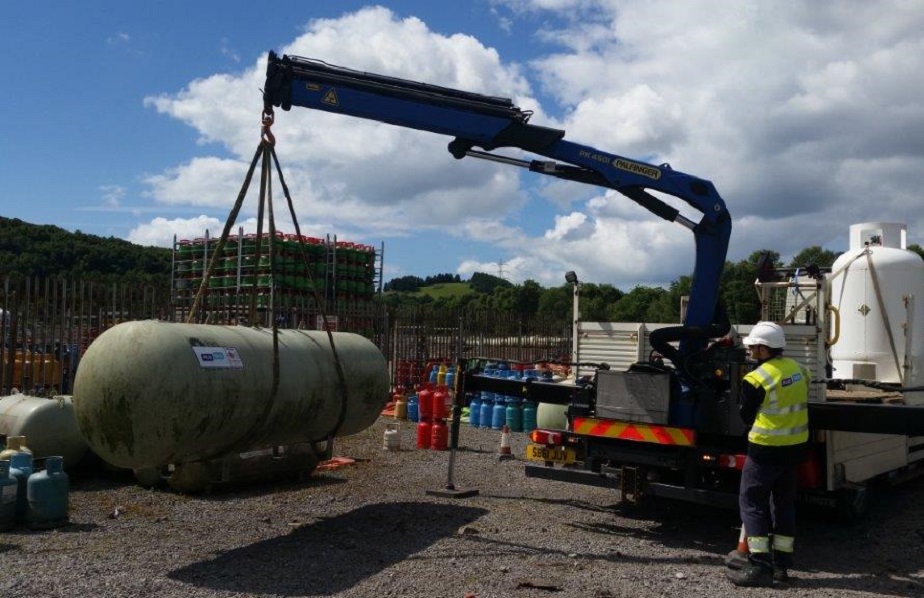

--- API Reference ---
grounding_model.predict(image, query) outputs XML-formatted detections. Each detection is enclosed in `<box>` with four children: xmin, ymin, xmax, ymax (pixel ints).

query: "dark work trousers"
<box><xmin>739</xmin><ymin>456</ymin><xmax>798</xmax><ymax>567</ymax></box>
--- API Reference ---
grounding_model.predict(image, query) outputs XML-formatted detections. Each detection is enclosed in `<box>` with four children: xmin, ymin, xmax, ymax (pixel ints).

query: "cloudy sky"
<box><xmin>2</xmin><ymin>1</ymin><xmax>923</xmax><ymax>288</ymax></box>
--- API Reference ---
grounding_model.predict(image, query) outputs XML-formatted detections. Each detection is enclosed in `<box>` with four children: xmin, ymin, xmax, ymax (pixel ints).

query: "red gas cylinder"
<box><xmin>416</xmin><ymin>420</ymin><xmax>432</xmax><ymax>449</ymax></box>
<box><xmin>417</xmin><ymin>388</ymin><xmax>433</xmax><ymax>421</ymax></box>
<box><xmin>797</xmin><ymin>448</ymin><xmax>822</xmax><ymax>489</ymax></box>
<box><xmin>430</xmin><ymin>420</ymin><xmax>448</xmax><ymax>450</ymax></box>
<box><xmin>432</xmin><ymin>389</ymin><xmax>448</xmax><ymax>420</ymax></box>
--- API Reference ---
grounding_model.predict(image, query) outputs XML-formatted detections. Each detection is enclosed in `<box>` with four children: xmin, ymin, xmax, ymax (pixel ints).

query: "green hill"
<box><xmin>0</xmin><ymin>217</ymin><xmax>171</xmax><ymax>283</ymax></box>
<box><xmin>417</xmin><ymin>282</ymin><xmax>475</xmax><ymax>299</ymax></box>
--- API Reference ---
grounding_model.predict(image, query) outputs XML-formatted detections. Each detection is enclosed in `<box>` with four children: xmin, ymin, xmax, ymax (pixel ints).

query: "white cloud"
<box><xmin>99</xmin><ymin>184</ymin><xmax>125</xmax><ymax>207</ymax></box>
<box><xmin>138</xmin><ymin>2</ymin><xmax>924</xmax><ymax>290</ymax></box>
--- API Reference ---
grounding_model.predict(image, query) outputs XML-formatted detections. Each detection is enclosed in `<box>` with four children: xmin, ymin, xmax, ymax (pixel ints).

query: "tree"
<box><xmin>384</xmin><ymin>275</ymin><xmax>425</xmax><ymax>292</ymax></box>
<box><xmin>789</xmin><ymin>246</ymin><xmax>839</xmax><ymax>270</ymax></box>
<box><xmin>469</xmin><ymin>271</ymin><xmax>512</xmax><ymax>294</ymax></box>
<box><xmin>609</xmin><ymin>286</ymin><xmax>667</xmax><ymax>322</ymax></box>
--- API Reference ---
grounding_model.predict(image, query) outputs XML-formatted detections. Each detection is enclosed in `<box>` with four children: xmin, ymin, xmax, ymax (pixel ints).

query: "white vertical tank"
<box><xmin>829</xmin><ymin>222</ymin><xmax>924</xmax><ymax>395</ymax></box>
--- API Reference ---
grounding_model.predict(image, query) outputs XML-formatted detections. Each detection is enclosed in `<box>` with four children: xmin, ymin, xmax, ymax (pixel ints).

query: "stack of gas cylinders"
<box><xmin>468</xmin><ymin>362</ymin><xmax>541</xmax><ymax>434</ymax></box>
<box><xmin>0</xmin><ymin>435</ymin><xmax>70</xmax><ymax>532</ymax></box>
<box><xmin>391</xmin><ymin>363</ymin><xmax>456</xmax><ymax>451</ymax></box>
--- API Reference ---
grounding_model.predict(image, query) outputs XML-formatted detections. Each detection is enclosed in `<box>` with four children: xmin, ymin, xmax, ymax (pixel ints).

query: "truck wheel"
<box><xmin>835</xmin><ymin>482</ymin><xmax>872</xmax><ymax>523</ymax></box>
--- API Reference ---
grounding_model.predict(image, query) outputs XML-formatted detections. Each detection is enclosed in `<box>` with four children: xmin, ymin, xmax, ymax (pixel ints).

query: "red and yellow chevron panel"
<box><xmin>572</xmin><ymin>417</ymin><xmax>696</xmax><ymax>446</ymax></box>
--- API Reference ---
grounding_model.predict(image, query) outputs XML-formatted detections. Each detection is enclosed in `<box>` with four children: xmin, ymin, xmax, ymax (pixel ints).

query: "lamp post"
<box><xmin>565</xmin><ymin>271</ymin><xmax>580</xmax><ymax>379</ymax></box>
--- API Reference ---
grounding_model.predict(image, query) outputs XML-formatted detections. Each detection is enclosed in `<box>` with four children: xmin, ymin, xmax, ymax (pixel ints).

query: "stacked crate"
<box><xmin>172</xmin><ymin>233</ymin><xmax>378</xmax><ymax>322</ymax></box>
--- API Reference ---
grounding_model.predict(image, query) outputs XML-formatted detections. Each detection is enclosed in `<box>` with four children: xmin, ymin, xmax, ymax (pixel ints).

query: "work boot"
<box><xmin>725</xmin><ymin>562</ymin><xmax>774</xmax><ymax>587</ymax></box>
<box><xmin>725</xmin><ymin>549</ymin><xmax>748</xmax><ymax>570</ymax></box>
<box><xmin>773</xmin><ymin>566</ymin><xmax>790</xmax><ymax>586</ymax></box>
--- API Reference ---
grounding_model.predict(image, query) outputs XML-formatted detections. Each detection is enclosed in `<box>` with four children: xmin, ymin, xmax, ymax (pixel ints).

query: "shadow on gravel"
<box><xmin>168</xmin><ymin>500</ymin><xmax>488</xmax><ymax>596</ymax></box>
<box><xmin>0</xmin><ymin>543</ymin><xmax>16</xmax><ymax>554</ymax></box>
<box><xmin>792</xmin><ymin>477</ymin><xmax>924</xmax><ymax>596</ymax></box>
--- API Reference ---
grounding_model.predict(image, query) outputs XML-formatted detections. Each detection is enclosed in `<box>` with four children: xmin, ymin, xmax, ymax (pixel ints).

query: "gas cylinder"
<box><xmin>491</xmin><ymin>396</ymin><xmax>507</xmax><ymax>430</ymax></box>
<box><xmin>417</xmin><ymin>388</ymin><xmax>433</xmax><ymax>421</ymax></box>
<box><xmin>432</xmin><ymin>389</ymin><xmax>448</xmax><ymax>420</ymax></box>
<box><xmin>27</xmin><ymin>456</ymin><xmax>69</xmax><ymax>530</ymax></box>
<box><xmin>479</xmin><ymin>394</ymin><xmax>494</xmax><ymax>429</ymax></box>
<box><xmin>416</xmin><ymin>420</ymin><xmax>432</xmax><ymax>449</ymax></box>
<box><xmin>437</xmin><ymin>364</ymin><xmax>447</xmax><ymax>386</ymax></box>
<box><xmin>522</xmin><ymin>400</ymin><xmax>538</xmax><ymax>433</ymax></box>
<box><xmin>394</xmin><ymin>394</ymin><xmax>408</xmax><ymax>420</ymax></box>
<box><xmin>383</xmin><ymin>423</ymin><xmax>401</xmax><ymax>451</ymax></box>
<box><xmin>469</xmin><ymin>394</ymin><xmax>482</xmax><ymax>428</ymax></box>
<box><xmin>430</xmin><ymin>420</ymin><xmax>448</xmax><ymax>450</ymax></box>
<box><xmin>506</xmin><ymin>397</ymin><xmax>523</xmax><ymax>433</ymax></box>
<box><xmin>0</xmin><ymin>461</ymin><xmax>17</xmax><ymax>531</ymax></box>
<box><xmin>72</xmin><ymin>321</ymin><xmax>389</xmax><ymax>470</ymax></box>
<box><xmin>407</xmin><ymin>394</ymin><xmax>419</xmax><ymax>422</ymax></box>
<box><xmin>9</xmin><ymin>452</ymin><xmax>33</xmax><ymax>522</ymax></box>
<box><xmin>445</xmin><ymin>367</ymin><xmax>455</xmax><ymax>392</ymax></box>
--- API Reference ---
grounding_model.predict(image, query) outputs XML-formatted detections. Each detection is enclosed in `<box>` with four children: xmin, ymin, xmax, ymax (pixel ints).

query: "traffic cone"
<box><xmin>725</xmin><ymin>525</ymin><xmax>749</xmax><ymax>570</ymax></box>
<box><xmin>498</xmin><ymin>425</ymin><xmax>513</xmax><ymax>460</ymax></box>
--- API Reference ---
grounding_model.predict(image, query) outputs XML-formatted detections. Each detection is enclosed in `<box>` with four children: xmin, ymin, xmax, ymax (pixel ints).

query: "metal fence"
<box><xmin>0</xmin><ymin>274</ymin><xmax>572</xmax><ymax>395</ymax></box>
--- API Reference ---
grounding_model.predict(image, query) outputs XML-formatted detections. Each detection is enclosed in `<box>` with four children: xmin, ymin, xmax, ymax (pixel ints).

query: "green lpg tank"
<box><xmin>72</xmin><ymin>321</ymin><xmax>389</xmax><ymax>470</ymax></box>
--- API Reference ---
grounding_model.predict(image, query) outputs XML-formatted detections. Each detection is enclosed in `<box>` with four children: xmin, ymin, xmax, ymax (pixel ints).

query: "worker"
<box><xmin>726</xmin><ymin>321</ymin><xmax>809</xmax><ymax>588</ymax></box>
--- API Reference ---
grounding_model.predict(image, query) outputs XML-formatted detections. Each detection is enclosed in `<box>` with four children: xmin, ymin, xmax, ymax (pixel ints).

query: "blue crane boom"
<box><xmin>263</xmin><ymin>51</ymin><xmax>732</xmax><ymax>367</ymax></box>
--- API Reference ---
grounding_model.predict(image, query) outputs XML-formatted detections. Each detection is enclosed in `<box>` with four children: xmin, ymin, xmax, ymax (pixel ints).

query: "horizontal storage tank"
<box><xmin>0</xmin><ymin>394</ymin><xmax>88</xmax><ymax>469</ymax></box>
<box><xmin>829</xmin><ymin>222</ymin><xmax>924</xmax><ymax>388</ymax></box>
<box><xmin>72</xmin><ymin>321</ymin><xmax>389</xmax><ymax>470</ymax></box>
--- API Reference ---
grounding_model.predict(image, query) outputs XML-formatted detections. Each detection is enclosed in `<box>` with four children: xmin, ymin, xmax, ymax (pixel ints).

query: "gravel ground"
<box><xmin>2</xmin><ymin>417</ymin><xmax>924</xmax><ymax>598</ymax></box>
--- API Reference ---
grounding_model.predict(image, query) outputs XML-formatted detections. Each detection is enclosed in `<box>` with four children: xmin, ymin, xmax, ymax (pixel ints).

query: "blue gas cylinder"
<box><xmin>428</xmin><ymin>367</ymin><xmax>439</xmax><ymax>384</ymax></box>
<box><xmin>480</xmin><ymin>394</ymin><xmax>494</xmax><ymax>428</ymax></box>
<box><xmin>27</xmin><ymin>456</ymin><xmax>69</xmax><ymax>530</ymax></box>
<box><xmin>522</xmin><ymin>400</ymin><xmax>538</xmax><ymax>433</ymax></box>
<box><xmin>445</xmin><ymin>369</ymin><xmax>455</xmax><ymax>391</ymax></box>
<box><xmin>407</xmin><ymin>394</ymin><xmax>419</xmax><ymax>423</ymax></box>
<box><xmin>10</xmin><ymin>452</ymin><xmax>33</xmax><ymax>522</ymax></box>
<box><xmin>491</xmin><ymin>396</ymin><xmax>507</xmax><ymax>430</ymax></box>
<box><xmin>469</xmin><ymin>393</ymin><xmax>482</xmax><ymax>428</ymax></box>
<box><xmin>506</xmin><ymin>397</ymin><xmax>523</xmax><ymax>432</ymax></box>
<box><xmin>0</xmin><ymin>461</ymin><xmax>17</xmax><ymax>531</ymax></box>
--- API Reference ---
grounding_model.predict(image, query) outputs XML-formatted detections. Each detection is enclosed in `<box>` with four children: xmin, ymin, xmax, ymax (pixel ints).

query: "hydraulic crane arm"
<box><xmin>263</xmin><ymin>52</ymin><xmax>732</xmax><ymax>363</ymax></box>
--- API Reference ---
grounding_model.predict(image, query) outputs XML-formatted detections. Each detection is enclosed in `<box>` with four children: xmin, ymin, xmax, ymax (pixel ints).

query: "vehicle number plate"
<box><xmin>526</xmin><ymin>444</ymin><xmax>576</xmax><ymax>464</ymax></box>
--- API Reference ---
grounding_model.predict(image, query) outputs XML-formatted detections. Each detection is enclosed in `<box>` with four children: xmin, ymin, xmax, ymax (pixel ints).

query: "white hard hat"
<box><xmin>742</xmin><ymin>321</ymin><xmax>786</xmax><ymax>349</ymax></box>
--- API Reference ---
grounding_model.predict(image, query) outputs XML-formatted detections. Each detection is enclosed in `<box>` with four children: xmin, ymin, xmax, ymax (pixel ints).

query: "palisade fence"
<box><xmin>0</xmin><ymin>274</ymin><xmax>573</xmax><ymax>396</ymax></box>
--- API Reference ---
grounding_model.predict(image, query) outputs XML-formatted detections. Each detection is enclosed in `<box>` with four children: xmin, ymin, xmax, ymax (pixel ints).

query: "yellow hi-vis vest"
<box><xmin>743</xmin><ymin>357</ymin><xmax>809</xmax><ymax>446</ymax></box>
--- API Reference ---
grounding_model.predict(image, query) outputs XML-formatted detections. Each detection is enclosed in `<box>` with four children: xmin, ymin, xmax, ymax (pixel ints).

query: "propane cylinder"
<box><xmin>468</xmin><ymin>394</ymin><xmax>482</xmax><ymax>428</ymax></box>
<box><xmin>417</xmin><ymin>388</ymin><xmax>433</xmax><ymax>421</ymax></box>
<box><xmin>491</xmin><ymin>396</ymin><xmax>507</xmax><ymax>430</ymax></box>
<box><xmin>394</xmin><ymin>394</ymin><xmax>408</xmax><ymax>420</ymax></box>
<box><xmin>432</xmin><ymin>389</ymin><xmax>448</xmax><ymax>420</ymax></box>
<box><xmin>383</xmin><ymin>423</ymin><xmax>401</xmax><ymax>451</ymax></box>
<box><xmin>505</xmin><ymin>397</ymin><xmax>523</xmax><ymax>433</ymax></box>
<box><xmin>0</xmin><ymin>394</ymin><xmax>88</xmax><ymax>469</ymax></box>
<box><xmin>416</xmin><ymin>420</ymin><xmax>432</xmax><ymax>449</ymax></box>
<box><xmin>0</xmin><ymin>461</ymin><xmax>17</xmax><ymax>531</ymax></box>
<box><xmin>406</xmin><ymin>394</ymin><xmax>419</xmax><ymax>422</ymax></box>
<box><xmin>479</xmin><ymin>394</ymin><xmax>494</xmax><ymax>429</ymax></box>
<box><xmin>72</xmin><ymin>321</ymin><xmax>389</xmax><ymax>470</ymax></box>
<box><xmin>522</xmin><ymin>400</ymin><xmax>538</xmax><ymax>433</ymax></box>
<box><xmin>27</xmin><ymin>456</ymin><xmax>69</xmax><ymax>530</ymax></box>
<box><xmin>9</xmin><ymin>452</ymin><xmax>32</xmax><ymax>521</ymax></box>
<box><xmin>430</xmin><ymin>420</ymin><xmax>448</xmax><ymax>450</ymax></box>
